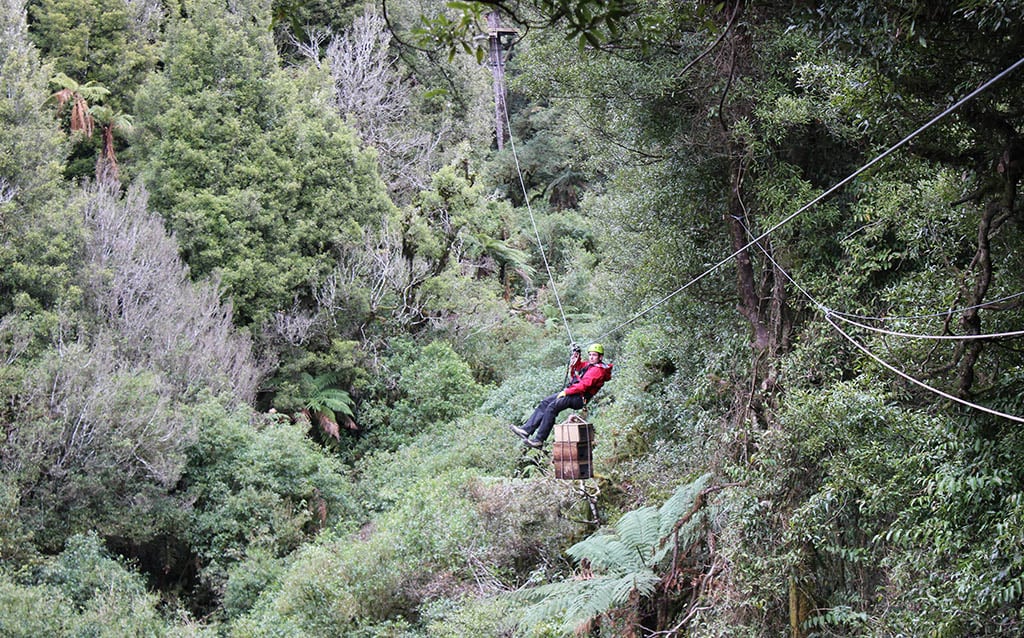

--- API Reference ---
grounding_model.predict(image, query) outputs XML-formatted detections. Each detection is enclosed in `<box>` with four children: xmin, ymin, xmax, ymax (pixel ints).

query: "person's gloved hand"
<box><xmin>557</xmin><ymin>391</ymin><xmax>566</xmax><ymax>398</ymax></box>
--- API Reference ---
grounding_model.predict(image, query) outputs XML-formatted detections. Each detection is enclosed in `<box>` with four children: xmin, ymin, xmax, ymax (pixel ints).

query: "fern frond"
<box><xmin>614</xmin><ymin>505</ymin><xmax>661</xmax><ymax>561</ymax></box>
<box><xmin>649</xmin><ymin>473</ymin><xmax>714</xmax><ymax>565</ymax></box>
<box><xmin>559</xmin><ymin>572</ymin><xmax>659</xmax><ymax>634</ymax></box>
<box><xmin>468</xmin><ymin>234</ymin><xmax>537</xmax><ymax>277</ymax></box>
<box><xmin>511</xmin><ymin>569</ymin><xmax>661</xmax><ymax>635</ymax></box>
<box><xmin>650</xmin><ymin>510</ymin><xmax>707</xmax><ymax>567</ymax></box>
<box><xmin>605</xmin><ymin>571</ymin><xmax>659</xmax><ymax>607</ymax></box>
<box><xmin>658</xmin><ymin>472</ymin><xmax>712</xmax><ymax>538</ymax></box>
<box><xmin>313</xmin><ymin>388</ymin><xmax>354</xmax><ymax>417</ymax></box>
<box><xmin>511</xmin><ymin>580</ymin><xmax>565</xmax><ymax>605</ymax></box>
<box><xmin>514</xmin><ymin>580</ymin><xmax>578</xmax><ymax>627</ymax></box>
<box><xmin>311</xmin><ymin>371</ymin><xmax>342</xmax><ymax>389</ymax></box>
<box><xmin>568</xmin><ymin>533</ymin><xmax>645</xmax><ymax>573</ymax></box>
<box><xmin>561</xmin><ymin>578</ymin><xmax>609</xmax><ymax>627</ymax></box>
<box><xmin>540</xmin><ymin>573</ymin><xmax>643</xmax><ymax>634</ymax></box>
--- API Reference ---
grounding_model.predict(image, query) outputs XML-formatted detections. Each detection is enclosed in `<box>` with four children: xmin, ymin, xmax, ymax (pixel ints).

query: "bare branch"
<box><xmin>325</xmin><ymin>9</ymin><xmax>444</xmax><ymax>201</ymax></box>
<box><xmin>80</xmin><ymin>181</ymin><xmax>264</xmax><ymax>404</ymax></box>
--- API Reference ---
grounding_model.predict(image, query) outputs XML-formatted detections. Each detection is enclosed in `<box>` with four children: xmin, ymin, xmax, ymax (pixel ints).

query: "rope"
<box><xmin>501</xmin><ymin>88</ymin><xmax>575</xmax><ymax>346</ymax></box>
<box><xmin>592</xmin><ymin>54</ymin><xmax>1024</xmax><ymax>344</ymax></box>
<box><xmin>824</xmin><ymin>314</ymin><xmax>1024</xmax><ymax>424</ymax></box>
<box><xmin>824</xmin><ymin>290</ymin><xmax>1024</xmax><ymax>323</ymax></box>
<box><xmin>734</xmin><ymin>216</ymin><xmax>1024</xmax><ymax>424</ymax></box>
<box><xmin>828</xmin><ymin>313</ymin><xmax>1024</xmax><ymax>341</ymax></box>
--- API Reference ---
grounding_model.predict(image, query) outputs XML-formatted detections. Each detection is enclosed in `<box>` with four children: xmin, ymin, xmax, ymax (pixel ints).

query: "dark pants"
<box><xmin>523</xmin><ymin>393</ymin><xmax>586</xmax><ymax>442</ymax></box>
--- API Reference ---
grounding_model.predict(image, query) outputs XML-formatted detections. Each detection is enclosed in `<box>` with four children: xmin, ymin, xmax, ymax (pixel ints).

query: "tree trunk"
<box><xmin>788</xmin><ymin>574</ymin><xmax>811</xmax><ymax>638</ymax></box>
<box><xmin>727</xmin><ymin>164</ymin><xmax>770</xmax><ymax>353</ymax></box>
<box><xmin>957</xmin><ymin>140</ymin><xmax>1021</xmax><ymax>399</ymax></box>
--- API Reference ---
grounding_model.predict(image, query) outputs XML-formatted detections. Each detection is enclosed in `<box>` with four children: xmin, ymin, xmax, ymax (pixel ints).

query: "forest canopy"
<box><xmin>1</xmin><ymin>0</ymin><xmax>1023</xmax><ymax>635</ymax></box>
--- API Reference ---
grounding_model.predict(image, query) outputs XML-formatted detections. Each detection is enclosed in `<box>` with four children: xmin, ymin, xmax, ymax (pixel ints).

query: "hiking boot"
<box><xmin>508</xmin><ymin>424</ymin><xmax>530</xmax><ymax>439</ymax></box>
<box><xmin>524</xmin><ymin>437</ymin><xmax>543</xmax><ymax>449</ymax></box>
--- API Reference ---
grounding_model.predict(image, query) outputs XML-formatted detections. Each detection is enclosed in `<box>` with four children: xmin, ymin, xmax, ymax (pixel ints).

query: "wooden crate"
<box><xmin>553</xmin><ymin>415</ymin><xmax>594</xmax><ymax>480</ymax></box>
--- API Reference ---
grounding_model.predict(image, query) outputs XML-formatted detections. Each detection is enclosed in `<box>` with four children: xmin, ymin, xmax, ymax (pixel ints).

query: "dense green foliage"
<box><xmin>2</xmin><ymin>0</ymin><xmax>1023</xmax><ymax>635</ymax></box>
<box><xmin>130</xmin><ymin>0</ymin><xmax>394</xmax><ymax>329</ymax></box>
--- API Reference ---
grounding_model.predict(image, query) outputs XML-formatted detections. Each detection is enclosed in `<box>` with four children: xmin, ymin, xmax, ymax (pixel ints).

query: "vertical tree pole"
<box><xmin>486</xmin><ymin>11</ymin><xmax>516</xmax><ymax>150</ymax></box>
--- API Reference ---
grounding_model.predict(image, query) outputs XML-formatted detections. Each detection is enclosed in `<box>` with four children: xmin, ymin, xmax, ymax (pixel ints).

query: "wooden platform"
<box><xmin>552</xmin><ymin>414</ymin><xmax>594</xmax><ymax>480</ymax></box>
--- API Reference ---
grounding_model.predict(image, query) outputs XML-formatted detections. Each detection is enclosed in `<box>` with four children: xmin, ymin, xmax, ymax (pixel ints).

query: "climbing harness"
<box><xmin>562</xmin><ymin>342</ymin><xmax>582</xmax><ymax>388</ymax></box>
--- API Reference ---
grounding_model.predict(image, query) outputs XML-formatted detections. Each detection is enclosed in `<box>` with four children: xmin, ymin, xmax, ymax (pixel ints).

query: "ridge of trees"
<box><xmin>1</xmin><ymin>0</ymin><xmax>1022</xmax><ymax>635</ymax></box>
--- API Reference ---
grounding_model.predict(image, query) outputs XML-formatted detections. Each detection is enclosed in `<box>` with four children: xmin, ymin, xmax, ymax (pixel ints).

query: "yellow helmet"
<box><xmin>587</xmin><ymin>343</ymin><xmax>604</xmax><ymax>355</ymax></box>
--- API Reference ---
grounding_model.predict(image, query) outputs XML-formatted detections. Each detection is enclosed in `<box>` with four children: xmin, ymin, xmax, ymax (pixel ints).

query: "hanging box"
<box><xmin>553</xmin><ymin>415</ymin><xmax>594</xmax><ymax>480</ymax></box>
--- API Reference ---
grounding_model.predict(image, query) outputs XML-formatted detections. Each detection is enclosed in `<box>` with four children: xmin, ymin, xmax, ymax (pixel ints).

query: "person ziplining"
<box><xmin>509</xmin><ymin>343</ymin><xmax>613</xmax><ymax>449</ymax></box>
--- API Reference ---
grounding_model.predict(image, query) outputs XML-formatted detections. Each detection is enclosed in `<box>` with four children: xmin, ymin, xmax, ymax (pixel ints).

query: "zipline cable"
<box><xmin>824</xmin><ymin>314</ymin><xmax>1024</xmax><ymax>424</ymax></box>
<box><xmin>591</xmin><ymin>54</ymin><xmax>1024</xmax><ymax>344</ymax></box>
<box><xmin>502</xmin><ymin>92</ymin><xmax>575</xmax><ymax>346</ymax></box>
<box><xmin>828</xmin><ymin>313</ymin><xmax>1024</xmax><ymax>341</ymax></box>
<box><xmin>825</xmin><ymin>290</ymin><xmax>1024</xmax><ymax>323</ymax></box>
<box><xmin>734</xmin><ymin>215</ymin><xmax>1024</xmax><ymax>424</ymax></box>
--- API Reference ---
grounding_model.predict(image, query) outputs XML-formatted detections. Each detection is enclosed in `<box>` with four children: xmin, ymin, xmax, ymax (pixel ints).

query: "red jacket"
<box><xmin>565</xmin><ymin>360</ymin><xmax>613</xmax><ymax>400</ymax></box>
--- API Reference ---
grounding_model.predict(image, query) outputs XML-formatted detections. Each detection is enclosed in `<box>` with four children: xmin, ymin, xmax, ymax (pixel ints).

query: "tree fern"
<box><xmin>298</xmin><ymin>372</ymin><xmax>355</xmax><ymax>440</ymax></box>
<box><xmin>566</xmin><ymin>532</ymin><xmax>644</xmax><ymax>573</ymax></box>
<box><xmin>517</xmin><ymin>572</ymin><xmax>660</xmax><ymax>635</ymax></box>
<box><xmin>301</xmin><ymin>372</ymin><xmax>354</xmax><ymax>419</ymax></box>
<box><xmin>512</xmin><ymin>473</ymin><xmax>715</xmax><ymax>636</ymax></box>
<box><xmin>651</xmin><ymin>472</ymin><xmax>713</xmax><ymax>566</ymax></box>
<box><xmin>610</xmin><ymin>506</ymin><xmax>662</xmax><ymax>563</ymax></box>
<box><xmin>659</xmin><ymin>472</ymin><xmax>713</xmax><ymax>537</ymax></box>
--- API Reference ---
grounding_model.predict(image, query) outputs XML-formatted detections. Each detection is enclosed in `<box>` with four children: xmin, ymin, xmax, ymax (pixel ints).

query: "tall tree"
<box><xmin>0</xmin><ymin>0</ymin><xmax>76</xmax><ymax>317</ymax></box>
<box><xmin>2</xmin><ymin>180</ymin><xmax>263</xmax><ymax>551</ymax></box>
<box><xmin>316</xmin><ymin>9</ymin><xmax>442</xmax><ymax>203</ymax></box>
<box><xmin>131</xmin><ymin>0</ymin><xmax>395</xmax><ymax>331</ymax></box>
<box><xmin>27</xmin><ymin>0</ymin><xmax>161</xmax><ymax>110</ymax></box>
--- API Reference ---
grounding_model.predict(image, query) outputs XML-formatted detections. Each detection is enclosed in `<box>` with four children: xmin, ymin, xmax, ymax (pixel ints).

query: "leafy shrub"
<box><xmin>873</xmin><ymin>423</ymin><xmax>1024</xmax><ymax>635</ymax></box>
<box><xmin>391</xmin><ymin>340</ymin><xmax>486</xmax><ymax>429</ymax></box>
<box><xmin>222</xmin><ymin>547</ymin><xmax>288</xmax><ymax>620</ymax></box>
<box><xmin>0</xmin><ymin>578</ymin><xmax>74</xmax><ymax>637</ymax></box>
<box><xmin>20</xmin><ymin>532</ymin><xmax>193</xmax><ymax>636</ymax></box>
<box><xmin>231</xmin><ymin>529</ymin><xmax>411</xmax><ymax>636</ymax></box>
<box><xmin>421</xmin><ymin>595</ymin><xmax>518</xmax><ymax>637</ymax></box>
<box><xmin>511</xmin><ymin>474</ymin><xmax>715</xmax><ymax>636</ymax></box>
<box><xmin>1</xmin><ymin>533</ymin><xmax>220</xmax><ymax>636</ymax></box>
<box><xmin>360</xmin><ymin>339</ymin><xmax>489</xmax><ymax>451</ymax></box>
<box><xmin>0</xmin><ymin>0</ymin><xmax>77</xmax><ymax>319</ymax></box>
<box><xmin>233</xmin><ymin>472</ymin><xmax>578</xmax><ymax>637</ymax></box>
<box><xmin>183</xmin><ymin>400</ymin><xmax>360</xmax><ymax>608</ymax></box>
<box><xmin>132</xmin><ymin>0</ymin><xmax>395</xmax><ymax>330</ymax></box>
<box><xmin>6</xmin><ymin>343</ymin><xmax>196</xmax><ymax>550</ymax></box>
<box><xmin>357</xmin><ymin>414</ymin><xmax>518</xmax><ymax>506</ymax></box>
<box><xmin>713</xmin><ymin>381</ymin><xmax>919</xmax><ymax>635</ymax></box>
<box><xmin>422</xmin><ymin>269</ymin><xmax>539</xmax><ymax>386</ymax></box>
<box><xmin>597</xmin><ymin>320</ymin><xmax>746</xmax><ymax>502</ymax></box>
